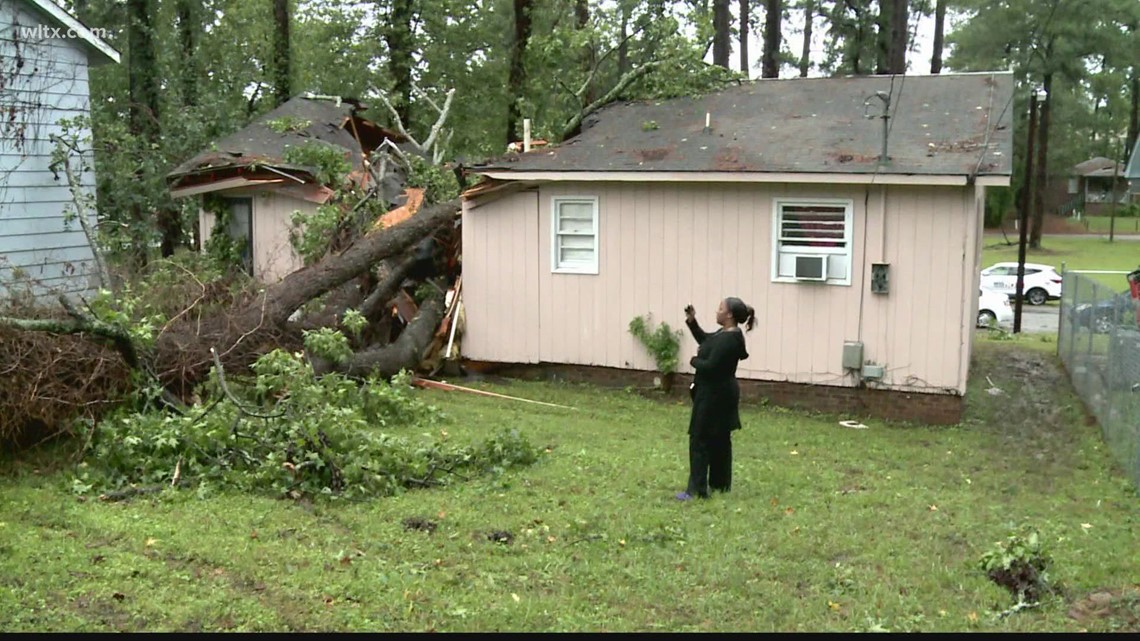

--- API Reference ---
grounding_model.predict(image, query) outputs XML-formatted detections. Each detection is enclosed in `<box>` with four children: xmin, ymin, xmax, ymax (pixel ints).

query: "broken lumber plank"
<box><xmin>409</xmin><ymin>377</ymin><xmax>576</xmax><ymax>410</ymax></box>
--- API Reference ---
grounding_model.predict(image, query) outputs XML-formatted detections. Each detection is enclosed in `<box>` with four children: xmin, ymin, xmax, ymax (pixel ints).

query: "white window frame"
<box><xmin>770</xmin><ymin>197</ymin><xmax>854</xmax><ymax>286</ymax></box>
<box><xmin>551</xmin><ymin>196</ymin><xmax>600</xmax><ymax>274</ymax></box>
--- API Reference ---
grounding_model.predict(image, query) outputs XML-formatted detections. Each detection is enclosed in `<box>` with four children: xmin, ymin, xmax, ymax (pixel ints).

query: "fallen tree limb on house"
<box><xmin>153</xmin><ymin>198</ymin><xmax>461</xmax><ymax>395</ymax></box>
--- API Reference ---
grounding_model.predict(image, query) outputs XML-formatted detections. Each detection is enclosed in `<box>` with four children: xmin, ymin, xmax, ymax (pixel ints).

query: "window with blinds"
<box><xmin>551</xmin><ymin>197</ymin><xmax>599</xmax><ymax>274</ymax></box>
<box><xmin>771</xmin><ymin>199</ymin><xmax>853</xmax><ymax>285</ymax></box>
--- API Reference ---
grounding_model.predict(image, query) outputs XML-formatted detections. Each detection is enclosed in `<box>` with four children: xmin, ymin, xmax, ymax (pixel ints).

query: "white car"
<box><xmin>977</xmin><ymin>286</ymin><xmax>1014</xmax><ymax>329</ymax></box>
<box><xmin>979</xmin><ymin>262</ymin><xmax>1063</xmax><ymax>306</ymax></box>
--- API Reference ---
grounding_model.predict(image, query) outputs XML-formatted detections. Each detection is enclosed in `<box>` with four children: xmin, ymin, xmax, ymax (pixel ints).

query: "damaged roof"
<box><xmin>474</xmin><ymin>71</ymin><xmax>1014</xmax><ymax>178</ymax></box>
<box><xmin>167</xmin><ymin>95</ymin><xmax>404</xmax><ymax>184</ymax></box>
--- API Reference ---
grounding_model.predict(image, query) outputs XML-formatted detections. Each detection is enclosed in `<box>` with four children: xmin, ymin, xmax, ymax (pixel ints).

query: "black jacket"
<box><xmin>685</xmin><ymin>318</ymin><xmax>749</xmax><ymax>436</ymax></box>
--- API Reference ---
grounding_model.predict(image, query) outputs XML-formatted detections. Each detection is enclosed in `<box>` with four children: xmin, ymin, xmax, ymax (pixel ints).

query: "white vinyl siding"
<box><xmin>771</xmin><ymin>198</ymin><xmax>854</xmax><ymax>285</ymax></box>
<box><xmin>551</xmin><ymin>196</ymin><xmax>598</xmax><ymax>274</ymax></box>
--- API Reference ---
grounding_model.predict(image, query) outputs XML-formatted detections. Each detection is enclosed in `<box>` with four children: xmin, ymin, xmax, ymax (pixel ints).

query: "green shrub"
<box><xmin>628</xmin><ymin>314</ymin><xmax>683</xmax><ymax>374</ymax></box>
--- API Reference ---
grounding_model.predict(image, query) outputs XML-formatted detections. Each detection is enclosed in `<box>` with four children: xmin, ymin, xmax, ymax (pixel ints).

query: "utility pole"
<box><xmin>1109</xmin><ymin>134</ymin><xmax>1122</xmax><ymax>242</ymax></box>
<box><xmin>1015</xmin><ymin>90</ymin><xmax>1040</xmax><ymax>334</ymax></box>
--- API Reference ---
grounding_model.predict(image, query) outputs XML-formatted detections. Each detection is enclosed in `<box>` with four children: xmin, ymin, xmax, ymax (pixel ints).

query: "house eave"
<box><xmin>25</xmin><ymin>0</ymin><xmax>121</xmax><ymax>64</ymax></box>
<box><xmin>472</xmin><ymin>170</ymin><xmax>1011</xmax><ymax>187</ymax></box>
<box><xmin>170</xmin><ymin>177</ymin><xmax>289</xmax><ymax>199</ymax></box>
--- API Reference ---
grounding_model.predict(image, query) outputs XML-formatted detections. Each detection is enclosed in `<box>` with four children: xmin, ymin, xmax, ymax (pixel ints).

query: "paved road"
<box><xmin>1015</xmin><ymin>304</ymin><xmax>1059</xmax><ymax>334</ymax></box>
<box><xmin>979</xmin><ymin>305</ymin><xmax>1057</xmax><ymax>334</ymax></box>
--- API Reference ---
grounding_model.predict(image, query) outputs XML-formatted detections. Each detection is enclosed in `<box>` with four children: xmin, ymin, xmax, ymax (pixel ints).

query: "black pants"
<box><xmin>686</xmin><ymin>431</ymin><xmax>732</xmax><ymax>498</ymax></box>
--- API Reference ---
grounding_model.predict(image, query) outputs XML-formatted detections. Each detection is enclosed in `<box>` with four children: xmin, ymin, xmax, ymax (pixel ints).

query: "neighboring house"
<box><xmin>1064</xmin><ymin>157</ymin><xmax>1132</xmax><ymax>217</ymax></box>
<box><xmin>460</xmin><ymin>71</ymin><xmax>1014</xmax><ymax>425</ymax></box>
<box><xmin>1125</xmin><ymin>137</ymin><xmax>1140</xmax><ymax>202</ymax></box>
<box><xmin>167</xmin><ymin>95</ymin><xmax>409</xmax><ymax>283</ymax></box>
<box><xmin>0</xmin><ymin>0</ymin><xmax>119</xmax><ymax>296</ymax></box>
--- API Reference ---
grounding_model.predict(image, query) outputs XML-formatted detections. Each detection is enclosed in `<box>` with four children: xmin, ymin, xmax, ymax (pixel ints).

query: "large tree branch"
<box><xmin>560</xmin><ymin>61</ymin><xmax>662</xmax><ymax>141</ymax></box>
<box><xmin>0</xmin><ymin>296</ymin><xmax>139</xmax><ymax>369</ymax></box>
<box><xmin>337</xmin><ymin>296</ymin><xmax>445</xmax><ymax>378</ymax></box>
<box><xmin>359</xmin><ymin>253</ymin><xmax>419</xmax><ymax>321</ymax></box>
<box><xmin>242</xmin><ymin>198</ymin><xmax>459</xmax><ymax>325</ymax></box>
<box><xmin>574</xmin><ymin>22</ymin><xmax>649</xmax><ymax>101</ymax></box>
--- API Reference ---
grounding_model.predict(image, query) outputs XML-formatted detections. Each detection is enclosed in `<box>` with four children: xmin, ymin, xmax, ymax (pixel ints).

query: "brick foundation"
<box><xmin>462</xmin><ymin>361</ymin><xmax>965</xmax><ymax>426</ymax></box>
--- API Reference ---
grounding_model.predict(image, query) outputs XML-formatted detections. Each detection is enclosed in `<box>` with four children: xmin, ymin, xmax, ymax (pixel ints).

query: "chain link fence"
<box><xmin>1058</xmin><ymin>270</ymin><xmax>1140</xmax><ymax>489</ymax></box>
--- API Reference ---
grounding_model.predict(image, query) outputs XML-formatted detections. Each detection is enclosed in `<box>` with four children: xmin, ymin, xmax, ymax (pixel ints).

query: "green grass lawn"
<box><xmin>1072</xmin><ymin>216</ymin><xmax>1140</xmax><ymax>235</ymax></box>
<box><xmin>1</xmin><ymin>336</ymin><xmax>1139</xmax><ymax>632</ymax></box>
<box><xmin>982</xmin><ymin>234</ymin><xmax>1140</xmax><ymax>291</ymax></box>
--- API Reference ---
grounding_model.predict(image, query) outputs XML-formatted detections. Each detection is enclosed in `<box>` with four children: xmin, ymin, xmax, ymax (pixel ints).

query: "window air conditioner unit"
<box><xmin>793</xmin><ymin>254</ymin><xmax>828</xmax><ymax>281</ymax></box>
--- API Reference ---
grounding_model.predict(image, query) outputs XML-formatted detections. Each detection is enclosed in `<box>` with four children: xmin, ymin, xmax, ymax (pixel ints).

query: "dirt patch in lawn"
<box><xmin>967</xmin><ymin>342</ymin><xmax>1092</xmax><ymax>475</ymax></box>
<box><xmin>1067</xmin><ymin>587</ymin><xmax>1140</xmax><ymax>631</ymax></box>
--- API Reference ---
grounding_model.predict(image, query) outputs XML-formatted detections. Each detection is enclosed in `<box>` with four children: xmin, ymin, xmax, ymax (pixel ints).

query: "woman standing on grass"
<box><xmin>676</xmin><ymin>297</ymin><xmax>754</xmax><ymax>501</ymax></box>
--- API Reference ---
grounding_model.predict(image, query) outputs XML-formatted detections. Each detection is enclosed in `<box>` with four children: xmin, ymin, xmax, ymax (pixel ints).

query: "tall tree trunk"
<box><xmin>888</xmin><ymin>0</ymin><xmax>907</xmax><ymax>74</ymax></box>
<box><xmin>1128</xmin><ymin>72</ymin><xmax>1139</xmax><ymax>167</ymax></box>
<box><xmin>842</xmin><ymin>0</ymin><xmax>871</xmax><ymax>75</ymax></box>
<box><xmin>1030</xmin><ymin>71</ymin><xmax>1052</xmax><ymax>250</ymax></box>
<box><xmin>575</xmin><ymin>0</ymin><xmax>589</xmax><ymax>28</ymax></box>
<box><xmin>127</xmin><ymin>0</ymin><xmax>159</xmax><ymax>268</ymax></box>
<box><xmin>713</xmin><ymin>0</ymin><xmax>731</xmax><ymax>69</ymax></box>
<box><xmin>874</xmin><ymin>0</ymin><xmax>889</xmax><ymax>74</ymax></box>
<box><xmin>272</xmin><ymin>0</ymin><xmax>291</xmax><ymax>107</ymax></box>
<box><xmin>930</xmin><ymin>0</ymin><xmax>945</xmax><ymax>74</ymax></box>
<box><xmin>176</xmin><ymin>0</ymin><xmax>197</xmax><ymax>107</ymax></box>
<box><xmin>739</xmin><ymin>0</ymin><xmax>749</xmax><ymax>74</ymax></box>
<box><xmin>576</xmin><ymin>0</ymin><xmax>597</xmax><ymax>104</ymax></box>
<box><xmin>618</xmin><ymin>2</ymin><xmax>630</xmax><ymax>75</ymax></box>
<box><xmin>761</xmin><ymin>0</ymin><xmax>781</xmax><ymax>78</ymax></box>
<box><xmin>506</xmin><ymin>0</ymin><xmax>533</xmax><ymax>147</ymax></box>
<box><xmin>641</xmin><ymin>0</ymin><xmax>670</xmax><ymax>65</ymax></box>
<box><xmin>384</xmin><ymin>0</ymin><xmax>415</xmax><ymax>127</ymax></box>
<box><xmin>799</xmin><ymin>0</ymin><xmax>813</xmax><ymax>77</ymax></box>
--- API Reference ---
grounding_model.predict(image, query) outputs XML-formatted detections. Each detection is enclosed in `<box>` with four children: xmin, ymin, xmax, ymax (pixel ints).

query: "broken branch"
<box><xmin>420</xmin><ymin>88</ymin><xmax>455</xmax><ymax>158</ymax></box>
<box><xmin>370</xmin><ymin>86</ymin><xmax>420</xmax><ymax>148</ymax></box>
<box><xmin>49</xmin><ymin>134</ymin><xmax>112</xmax><ymax>291</ymax></box>
<box><xmin>574</xmin><ymin>22</ymin><xmax>649</xmax><ymax>101</ymax></box>
<box><xmin>209</xmin><ymin>347</ymin><xmax>286</xmax><ymax>419</ymax></box>
<box><xmin>560</xmin><ymin>61</ymin><xmax>662</xmax><ymax>141</ymax></box>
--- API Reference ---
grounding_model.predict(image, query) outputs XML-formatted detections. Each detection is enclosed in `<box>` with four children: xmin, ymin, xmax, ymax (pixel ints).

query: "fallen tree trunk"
<box><xmin>338</xmin><ymin>295</ymin><xmax>445</xmax><ymax>379</ymax></box>
<box><xmin>234</xmin><ymin>197</ymin><xmax>457</xmax><ymax>329</ymax></box>
<box><xmin>155</xmin><ymin>198</ymin><xmax>460</xmax><ymax>393</ymax></box>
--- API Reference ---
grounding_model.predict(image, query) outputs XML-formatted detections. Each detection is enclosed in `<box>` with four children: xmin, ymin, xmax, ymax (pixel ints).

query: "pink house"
<box><xmin>168</xmin><ymin>95</ymin><xmax>409</xmax><ymax>283</ymax></box>
<box><xmin>459</xmin><ymin>72</ymin><xmax>1014</xmax><ymax>424</ymax></box>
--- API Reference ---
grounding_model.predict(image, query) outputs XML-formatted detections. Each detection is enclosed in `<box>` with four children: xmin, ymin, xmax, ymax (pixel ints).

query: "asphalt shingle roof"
<box><xmin>475</xmin><ymin>71</ymin><xmax>1014</xmax><ymax>178</ymax></box>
